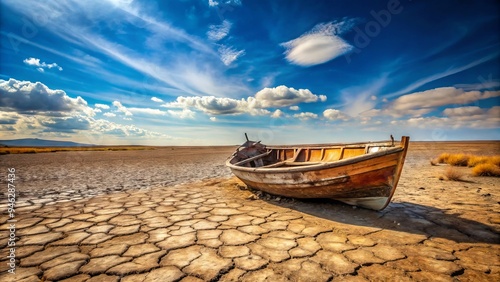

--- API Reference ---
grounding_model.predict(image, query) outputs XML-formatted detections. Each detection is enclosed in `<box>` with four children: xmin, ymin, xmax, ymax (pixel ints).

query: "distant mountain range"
<box><xmin>0</xmin><ymin>138</ymin><xmax>94</xmax><ymax>147</ymax></box>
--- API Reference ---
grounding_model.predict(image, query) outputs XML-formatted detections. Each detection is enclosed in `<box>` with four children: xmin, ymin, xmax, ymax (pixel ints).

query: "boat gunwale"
<box><xmin>226</xmin><ymin>146</ymin><xmax>404</xmax><ymax>173</ymax></box>
<box><xmin>264</xmin><ymin>140</ymin><xmax>394</xmax><ymax>149</ymax></box>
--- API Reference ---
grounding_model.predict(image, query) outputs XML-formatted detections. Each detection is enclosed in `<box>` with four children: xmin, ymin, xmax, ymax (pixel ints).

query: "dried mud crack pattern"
<box><xmin>1</xmin><ymin>178</ymin><xmax>499</xmax><ymax>282</ymax></box>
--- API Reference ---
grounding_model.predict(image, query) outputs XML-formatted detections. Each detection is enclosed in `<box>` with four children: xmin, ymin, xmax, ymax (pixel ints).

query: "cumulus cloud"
<box><xmin>255</xmin><ymin>85</ymin><xmax>327</xmax><ymax>108</ymax></box>
<box><xmin>218</xmin><ymin>45</ymin><xmax>245</xmax><ymax>66</ymax></box>
<box><xmin>151</xmin><ymin>97</ymin><xmax>163</xmax><ymax>103</ymax></box>
<box><xmin>271</xmin><ymin>109</ymin><xmax>285</xmax><ymax>118</ymax></box>
<box><xmin>112</xmin><ymin>101</ymin><xmax>133</xmax><ymax>116</ymax></box>
<box><xmin>0</xmin><ymin>78</ymin><xmax>90</xmax><ymax>115</ymax></box>
<box><xmin>281</xmin><ymin>21</ymin><xmax>354</xmax><ymax>66</ymax></box>
<box><xmin>210</xmin><ymin>116</ymin><xmax>217</xmax><ymax>121</ymax></box>
<box><xmin>23</xmin><ymin>57</ymin><xmax>63</xmax><ymax>72</ymax></box>
<box><xmin>161</xmin><ymin>85</ymin><xmax>325</xmax><ymax>116</ymax></box>
<box><xmin>167</xmin><ymin>108</ymin><xmax>196</xmax><ymax>119</ymax></box>
<box><xmin>443</xmin><ymin>106</ymin><xmax>484</xmax><ymax>117</ymax></box>
<box><xmin>0</xmin><ymin>78</ymin><xmax>164</xmax><ymax>138</ymax></box>
<box><xmin>323</xmin><ymin>109</ymin><xmax>349</xmax><ymax>121</ymax></box>
<box><xmin>90</xmin><ymin>119</ymin><xmax>163</xmax><ymax>137</ymax></box>
<box><xmin>163</xmin><ymin>96</ymin><xmax>268</xmax><ymax>116</ymax></box>
<box><xmin>392</xmin><ymin>87</ymin><xmax>500</xmax><ymax>111</ymax></box>
<box><xmin>39</xmin><ymin>115</ymin><xmax>91</xmax><ymax>133</ymax></box>
<box><xmin>95</xmin><ymin>103</ymin><xmax>110</xmax><ymax>109</ymax></box>
<box><xmin>289</xmin><ymin>106</ymin><xmax>299</xmax><ymax>111</ymax></box>
<box><xmin>0</xmin><ymin>112</ymin><xmax>21</xmax><ymax>125</ymax></box>
<box><xmin>293</xmin><ymin>112</ymin><xmax>318</xmax><ymax>120</ymax></box>
<box><xmin>207</xmin><ymin>20</ymin><xmax>232</xmax><ymax>41</ymax></box>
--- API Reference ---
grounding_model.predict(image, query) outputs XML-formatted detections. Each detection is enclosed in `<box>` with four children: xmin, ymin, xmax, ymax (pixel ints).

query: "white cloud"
<box><xmin>5</xmin><ymin>1</ymin><xmax>249</xmax><ymax>99</ymax></box>
<box><xmin>23</xmin><ymin>57</ymin><xmax>63</xmax><ymax>71</ymax></box>
<box><xmin>323</xmin><ymin>109</ymin><xmax>349</xmax><ymax>121</ymax></box>
<box><xmin>90</xmin><ymin>118</ymin><xmax>164</xmax><ymax>137</ymax></box>
<box><xmin>271</xmin><ymin>109</ymin><xmax>285</xmax><ymax>118</ymax></box>
<box><xmin>0</xmin><ymin>78</ymin><xmax>165</xmax><ymax>139</ymax></box>
<box><xmin>168</xmin><ymin>108</ymin><xmax>196</xmax><ymax>119</ymax></box>
<box><xmin>289</xmin><ymin>106</ymin><xmax>299</xmax><ymax>111</ymax></box>
<box><xmin>207</xmin><ymin>20</ymin><xmax>232</xmax><ymax>41</ymax></box>
<box><xmin>112</xmin><ymin>101</ymin><xmax>133</xmax><ymax>116</ymax></box>
<box><xmin>151</xmin><ymin>97</ymin><xmax>164</xmax><ymax>103</ymax></box>
<box><xmin>218</xmin><ymin>45</ymin><xmax>245</xmax><ymax>66</ymax></box>
<box><xmin>95</xmin><ymin>103</ymin><xmax>110</xmax><ymax>109</ymax></box>
<box><xmin>210</xmin><ymin>117</ymin><xmax>217</xmax><ymax>121</ymax></box>
<box><xmin>281</xmin><ymin>22</ymin><xmax>354</xmax><ymax>66</ymax></box>
<box><xmin>0</xmin><ymin>78</ymin><xmax>91</xmax><ymax>115</ymax></box>
<box><xmin>255</xmin><ymin>85</ymin><xmax>327</xmax><ymax>107</ymax></box>
<box><xmin>208</xmin><ymin>0</ymin><xmax>242</xmax><ymax>7</ymax></box>
<box><xmin>128</xmin><ymin>107</ymin><xmax>166</xmax><ymax>116</ymax></box>
<box><xmin>443</xmin><ymin>106</ymin><xmax>484</xmax><ymax>117</ymax></box>
<box><xmin>162</xmin><ymin>85</ymin><xmax>325</xmax><ymax>116</ymax></box>
<box><xmin>294</xmin><ymin>112</ymin><xmax>318</xmax><ymax>120</ymax></box>
<box><xmin>392</xmin><ymin>87</ymin><xmax>500</xmax><ymax>111</ymax></box>
<box><xmin>163</xmin><ymin>96</ymin><xmax>268</xmax><ymax>116</ymax></box>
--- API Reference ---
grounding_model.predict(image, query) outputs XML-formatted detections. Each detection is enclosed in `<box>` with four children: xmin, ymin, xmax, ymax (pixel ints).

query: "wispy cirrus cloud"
<box><xmin>207</xmin><ymin>20</ymin><xmax>232</xmax><ymax>41</ymax></box>
<box><xmin>2</xmin><ymin>0</ymin><xmax>248</xmax><ymax>98</ymax></box>
<box><xmin>218</xmin><ymin>45</ymin><xmax>245</xmax><ymax>66</ymax></box>
<box><xmin>385</xmin><ymin>53</ymin><xmax>499</xmax><ymax>98</ymax></box>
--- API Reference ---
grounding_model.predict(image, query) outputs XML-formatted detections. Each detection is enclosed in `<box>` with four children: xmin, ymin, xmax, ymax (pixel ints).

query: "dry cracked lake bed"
<box><xmin>0</xmin><ymin>142</ymin><xmax>499</xmax><ymax>281</ymax></box>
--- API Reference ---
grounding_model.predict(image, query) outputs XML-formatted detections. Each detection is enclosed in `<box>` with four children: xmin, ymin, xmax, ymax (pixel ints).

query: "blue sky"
<box><xmin>0</xmin><ymin>0</ymin><xmax>499</xmax><ymax>145</ymax></box>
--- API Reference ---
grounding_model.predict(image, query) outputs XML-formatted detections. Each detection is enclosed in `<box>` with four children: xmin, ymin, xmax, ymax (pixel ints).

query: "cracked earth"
<box><xmin>0</xmin><ymin>142</ymin><xmax>499</xmax><ymax>281</ymax></box>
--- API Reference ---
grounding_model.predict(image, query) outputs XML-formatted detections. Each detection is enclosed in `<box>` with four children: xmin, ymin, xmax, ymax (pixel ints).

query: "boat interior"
<box><xmin>232</xmin><ymin>140</ymin><xmax>398</xmax><ymax>168</ymax></box>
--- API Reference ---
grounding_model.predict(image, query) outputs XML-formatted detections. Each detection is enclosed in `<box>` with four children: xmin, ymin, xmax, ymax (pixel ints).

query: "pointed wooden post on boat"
<box><xmin>245</xmin><ymin>133</ymin><xmax>249</xmax><ymax>142</ymax></box>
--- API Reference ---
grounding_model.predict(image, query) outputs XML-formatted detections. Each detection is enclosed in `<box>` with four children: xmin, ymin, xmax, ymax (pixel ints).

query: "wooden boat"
<box><xmin>226</xmin><ymin>135</ymin><xmax>410</xmax><ymax>210</ymax></box>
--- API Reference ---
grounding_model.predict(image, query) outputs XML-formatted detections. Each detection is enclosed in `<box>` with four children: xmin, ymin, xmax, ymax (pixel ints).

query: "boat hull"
<box><xmin>227</xmin><ymin>136</ymin><xmax>409</xmax><ymax>210</ymax></box>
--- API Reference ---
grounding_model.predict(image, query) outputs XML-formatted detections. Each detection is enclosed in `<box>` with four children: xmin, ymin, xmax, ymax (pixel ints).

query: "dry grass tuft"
<box><xmin>436</xmin><ymin>153</ymin><xmax>451</xmax><ymax>164</ymax></box>
<box><xmin>445</xmin><ymin>153</ymin><xmax>470</xmax><ymax>166</ymax></box>
<box><xmin>433</xmin><ymin>153</ymin><xmax>500</xmax><ymax>168</ymax></box>
<box><xmin>443</xmin><ymin>167</ymin><xmax>465</xmax><ymax>181</ymax></box>
<box><xmin>472</xmin><ymin>163</ymin><xmax>500</xmax><ymax>177</ymax></box>
<box><xmin>467</xmin><ymin>155</ymin><xmax>490</xmax><ymax>167</ymax></box>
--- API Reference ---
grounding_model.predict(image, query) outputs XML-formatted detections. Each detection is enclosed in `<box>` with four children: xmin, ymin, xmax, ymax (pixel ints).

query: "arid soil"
<box><xmin>0</xmin><ymin>141</ymin><xmax>499</xmax><ymax>281</ymax></box>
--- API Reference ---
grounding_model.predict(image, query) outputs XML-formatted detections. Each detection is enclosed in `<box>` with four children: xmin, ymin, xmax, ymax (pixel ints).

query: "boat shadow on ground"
<box><xmin>269</xmin><ymin>198</ymin><xmax>499</xmax><ymax>244</ymax></box>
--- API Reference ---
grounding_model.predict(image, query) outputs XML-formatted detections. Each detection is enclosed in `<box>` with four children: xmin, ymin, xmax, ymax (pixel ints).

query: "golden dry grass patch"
<box><xmin>472</xmin><ymin>163</ymin><xmax>500</xmax><ymax>177</ymax></box>
<box><xmin>432</xmin><ymin>152</ymin><xmax>500</xmax><ymax>178</ymax></box>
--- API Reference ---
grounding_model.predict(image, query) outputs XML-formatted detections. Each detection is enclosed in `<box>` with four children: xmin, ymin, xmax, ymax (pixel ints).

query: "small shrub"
<box><xmin>472</xmin><ymin>163</ymin><xmax>500</xmax><ymax>177</ymax></box>
<box><xmin>490</xmin><ymin>156</ymin><xmax>500</xmax><ymax>166</ymax></box>
<box><xmin>445</xmin><ymin>153</ymin><xmax>470</xmax><ymax>166</ymax></box>
<box><xmin>467</xmin><ymin>155</ymin><xmax>489</xmax><ymax>167</ymax></box>
<box><xmin>443</xmin><ymin>167</ymin><xmax>465</xmax><ymax>181</ymax></box>
<box><xmin>436</xmin><ymin>153</ymin><xmax>451</xmax><ymax>164</ymax></box>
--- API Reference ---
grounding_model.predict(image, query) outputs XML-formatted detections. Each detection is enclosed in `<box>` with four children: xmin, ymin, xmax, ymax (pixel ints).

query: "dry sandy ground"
<box><xmin>0</xmin><ymin>146</ymin><xmax>235</xmax><ymax>202</ymax></box>
<box><xmin>0</xmin><ymin>141</ymin><xmax>499</xmax><ymax>281</ymax></box>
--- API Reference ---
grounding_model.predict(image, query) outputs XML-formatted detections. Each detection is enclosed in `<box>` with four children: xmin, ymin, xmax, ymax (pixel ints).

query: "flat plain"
<box><xmin>0</xmin><ymin>141</ymin><xmax>499</xmax><ymax>281</ymax></box>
